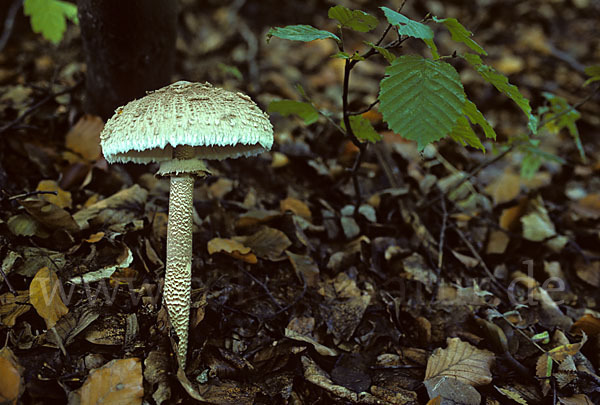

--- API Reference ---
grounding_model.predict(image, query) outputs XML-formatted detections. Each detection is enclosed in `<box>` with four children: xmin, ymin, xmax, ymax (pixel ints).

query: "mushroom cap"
<box><xmin>100</xmin><ymin>81</ymin><xmax>274</xmax><ymax>164</ymax></box>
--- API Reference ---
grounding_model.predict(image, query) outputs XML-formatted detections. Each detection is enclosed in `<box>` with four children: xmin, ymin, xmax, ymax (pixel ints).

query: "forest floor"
<box><xmin>1</xmin><ymin>0</ymin><xmax>600</xmax><ymax>404</ymax></box>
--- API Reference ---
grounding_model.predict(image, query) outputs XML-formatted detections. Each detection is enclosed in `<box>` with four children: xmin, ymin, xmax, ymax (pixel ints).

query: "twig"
<box><xmin>8</xmin><ymin>190</ymin><xmax>58</xmax><ymax>200</ymax></box>
<box><xmin>438</xmin><ymin>192</ymin><xmax>447</xmax><ymax>269</ymax></box>
<box><xmin>453</xmin><ymin>225</ymin><xmax>507</xmax><ymax>294</ymax></box>
<box><xmin>0</xmin><ymin>80</ymin><xmax>83</xmax><ymax>134</ymax></box>
<box><xmin>0</xmin><ymin>0</ymin><xmax>23</xmax><ymax>53</ymax></box>
<box><xmin>0</xmin><ymin>268</ymin><xmax>17</xmax><ymax>295</ymax></box>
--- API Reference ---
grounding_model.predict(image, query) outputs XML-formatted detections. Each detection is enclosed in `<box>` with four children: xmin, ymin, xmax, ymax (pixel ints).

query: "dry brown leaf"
<box><xmin>425</xmin><ymin>337</ymin><xmax>494</xmax><ymax>386</ymax></box>
<box><xmin>237</xmin><ymin>227</ymin><xmax>292</xmax><ymax>261</ymax></box>
<box><xmin>73</xmin><ymin>185</ymin><xmax>148</xmax><ymax>230</ymax></box>
<box><xmin>20</xmin><ymin>199</ymin><xmax>80</xmax><ymax>233</ymax></box>
<box><xmin>559</xmin><ymin>394</ymin><xmax>594</xmax><ymax>405</ymax></box>
<box><xmin>486</xmin><ymin>230</ymin><xmax>510</xmax><ymax>254</ymax></box>
<box><xmin>151</xmin><ymin>212</ymin><xmax>168</xmax><ymax>241</ymax></box>
<box><xmin>271</xmin><ymin>151</ymin><xmax>289</xmax><ymax>168</ymax></box>
<box><xmin>0</xmin><ymin>347</ymin><xmax>24</xmax><ymax>405</ymax></box>
<box><xmin>0</xmin><ymin>291</ymin><xmax>30</xmax><ymax>327</ymax></box>
<box><xmin>208</xmin><ymin>177</ymin><xmax>234</xmax><ymax>199</ymax></box>
<box><xmin>29</xmin><ymin>267</ymin><xmax>69</xmax><ymax>329</ymax></box>
<box><xmin>36</xmin><ymin>180</ymin><xmax>72</xmax><ymax>209</ymax></box>
<box><xmin>521</xmin><ymin>198</ymin><xmax>556</xmax><ymax>241</ymax></box>
<box><xmin>79</xmin><ymin>358</ymin><xmax>143</xmax><ymax>405</ymax></box>
<box><xmin>207</xmin><ymin>238</ymin><xmax>257</xmax><ymax>264</ymax></box>
<box><xmin>426</xmin><ymin>396</ymin><xmax>442</xmax><ymax>405</ymax></box>
<box><xmin>495</xmin><ymin>54</ymin><xmax>524</xmax><ymax>75</ymax></box>
<box><xmin>84</xmin><ymin>232</ymin><xmax>105</xmax><ymax>243</ymax></box>
<box><xmin>575</xmin><ymin>258</ymin><xmax>600</xmax><ymax>287</ymax></box>
<box><xmin>65</xmin><ymin>114</ymin><xmax>103</xmax><ymax>161</ymax></box>
<box><xmin>499</xmin><ymin>198</ymin><xmax>528</xmax><ymax>230</ymax></box>
<box><xmin>286</xmin><ymin>251</ymin><xmax>320</xmax><ymax>287</ymax></box>
<box><xmin>571</xmin><ymin>314</ymin><xmax>600</xmax><ymax>336</ymax></box>
<box><xmin>536</xmin><ymin>353</ymin><xmax>552</xmax><ymax>396</ymax></box>
<box><xmin>548</xmin><ymin>333</ymin><xmax>587</xmax><ymax>362</ymax></box>
<box><xmin>6</xmin><ymin>214</ymin><xmax>41</xmax><ymax>237</ymax></box>
<box><xmin>280</xmin><ymin>197</ymin><xmax>312</xmax><ymax>220</ymax></box>
<box><xmin>485</xmin><ymin>168</ymin><xmax>521</xmax><ymax>205</ymax></box>
<box><xmin>570</xmin><ymin>193</ymin><xmax>600</xmax><ymax>219</ymax></box>
<box><xmin>144</xmin><ymin>351</ymin><xmax>171</xmax><ymax>405</ymax></box>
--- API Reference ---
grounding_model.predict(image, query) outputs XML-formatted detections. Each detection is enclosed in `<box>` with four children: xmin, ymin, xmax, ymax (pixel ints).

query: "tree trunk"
<box><xmin>77</xmin><ymin>0</ymin><xmax>177</xmax><ymax>120</ymax></box>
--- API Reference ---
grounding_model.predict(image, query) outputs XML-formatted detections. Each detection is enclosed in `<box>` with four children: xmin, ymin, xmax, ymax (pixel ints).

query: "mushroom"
<box><xmin>100</xmin><ymin>81</ymin><xmax>273</xmax><ymax>368</ymax></box>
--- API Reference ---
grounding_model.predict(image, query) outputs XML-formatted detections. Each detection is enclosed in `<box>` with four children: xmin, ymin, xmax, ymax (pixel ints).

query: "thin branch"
<box><xmin>0</xmin><ymin>0</ymin><xmax>23</xmax><ymax>53</ymax></box>
<box><xmin>0</xmin><ymin>80</ymin><xmax>84</xmax><ymax>134</ymax></box>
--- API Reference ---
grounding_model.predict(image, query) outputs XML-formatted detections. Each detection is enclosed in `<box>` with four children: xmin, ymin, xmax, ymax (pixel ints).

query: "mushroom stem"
<box><xmin>164</xmin><ymin>173</ymin><xmax>194</xmax><ymax>369</ymax></box>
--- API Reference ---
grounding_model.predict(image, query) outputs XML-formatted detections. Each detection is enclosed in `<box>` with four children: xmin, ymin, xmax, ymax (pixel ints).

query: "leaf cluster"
<box><xmin>267</xmin><ymin>4</ymin><xmax>597</xmax><ymax>176</ymax></box>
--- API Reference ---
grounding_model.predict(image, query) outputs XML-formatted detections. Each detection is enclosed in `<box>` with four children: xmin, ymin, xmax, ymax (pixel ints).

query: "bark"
<box><xmin>77</xmin><ymin>0</ymin><xmax>177</xmax><ymax>119</ymax></box>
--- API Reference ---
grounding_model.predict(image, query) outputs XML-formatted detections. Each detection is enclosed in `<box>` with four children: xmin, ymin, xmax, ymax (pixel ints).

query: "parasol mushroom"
<box><xmin>100</xmin><ymin>81</ymin><xmax>273</xmax><ymax>368</ymax></box>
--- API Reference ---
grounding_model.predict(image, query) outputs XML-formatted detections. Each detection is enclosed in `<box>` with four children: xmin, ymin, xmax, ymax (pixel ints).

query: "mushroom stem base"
<box><xmin>164</xmin><ymin>174</ymin><xmax>195</xmax><ymax>369</ymax></box>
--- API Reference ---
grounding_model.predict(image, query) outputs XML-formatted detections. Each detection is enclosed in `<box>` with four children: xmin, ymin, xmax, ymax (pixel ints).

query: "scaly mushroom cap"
<box><xmin>100</xmin><ymin>81</ymin><xmax>273</xmax><ymax>163</ymax></box>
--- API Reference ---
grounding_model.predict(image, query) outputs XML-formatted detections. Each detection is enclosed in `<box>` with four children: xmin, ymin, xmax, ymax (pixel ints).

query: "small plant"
<box><xmin>24</xmin><ymin>0</ymin><xmax>78</xmax><ymax>45</ymax></box>
<box><xmin>267</xmin><ymin>5</ymin><xmax>599</xmax><ymax>184</ymax></box>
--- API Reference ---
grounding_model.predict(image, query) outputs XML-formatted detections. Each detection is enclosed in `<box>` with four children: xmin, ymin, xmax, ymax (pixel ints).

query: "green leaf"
<box><xmin>464</xmin><ymin>53</ymin><xmax>537</xmax><ymax>134</ymax></box>
<box><xmin>379</xmin><ymin>55</ymin><xmax>466</xmax><ymax>150</ymax></box>
<box><xmin>328</xmin><ymin>6</ymin><xmax>378</xmax><ymax>32</ymax></box>
<box><xmin>24</xmin><ymin>0</ymin><xmax>78</xmax><ymax>45</ymax></box>
<box><xmin>380</xmin><ymin>7</ymin><xmax>433</xmax><ymax>39</ymax></box>
<box><xmin>432</xmin><ymin>17</ymin><xmax>487</xmax><ymax>55</ymax></box>
<box><xmin>541</xmin><ymin>92</ymin><xmax>585</xmax><ymax>162</ymax></box>
<box><xmin>341</xmin><ymin>115</ymin><xmax>382</xmax><ymax>143</ymax></box>
<box><xmin>583</xmin><ymin>65</ymin><xmax>600</xmax><ymax>86</ymax></box>
<box><xmin>267</xmin><ymin>25</ymin><xmax>340</xmax><ymax>43</ymax></box>
<box><xmin>268</xmin><ymin>100</ymin><xmax>319</xmax><ymax>125</ymax></box>
<box><xmin>217</xmin><ymin>63</ymin><xmax>243</xmax><ymax>80</ymax></box>
<box><xmin>331</xmin><ymin>51</ymin><xmax>365</xmax><ymax>61</ymax></box>
<box><xmin>463</xmin><ymin>100</ymin><xmax>496</xmax><ymax>140</ymax></box>
<box><xmin>364</xmin><ymin>41</ymin><xmax>396</xmax><ymax>63</ymax></box>
<box><xmin>449</xmin><ymin>116</ymin><xmax>485</xmax><ymax>152</ymax></box>
<box><xmin>423</xmin><ymin>38</ymin><xmax>440</xmax><ymax>60</ymax></box>
<box><xmin>519</xmin><ymin>141</ymin><xmax>565</xmax><ymax>179</ymax></box>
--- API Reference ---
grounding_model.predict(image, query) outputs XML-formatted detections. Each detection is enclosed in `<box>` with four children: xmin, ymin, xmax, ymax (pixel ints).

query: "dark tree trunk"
<box><xmin>77</xmin><ymin>0</ymin><xmax>177</xmax><ymax>120</ymax></box>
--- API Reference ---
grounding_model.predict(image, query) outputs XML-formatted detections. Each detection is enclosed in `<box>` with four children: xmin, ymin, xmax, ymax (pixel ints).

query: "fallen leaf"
<box><xmin>425</xmin><ymin>337</ymin><xmax>494</xmax><ymax>386</ymax></box>
<box><xmin>575</xmin><ymin>258</ymin><xmax>600</xmax><ymax>287</ymax></box>
<box><xmin>286</xmin><ymin>251</ymin><xmax>320</xmax><ymax>287</ymax></box>
<box><xmin>65</xmin><ymin>114</ymin><xmax>104</xmax><ymax>161</ymax></box>
<box><xmin>144</xmin><ymin>351</ymin><xmax>171</xmax><ymax>405</ymax></box>
<box><xmin>207</xmin><ymin>238</ymin><xmax>257</xmax><ymax>264</ymax></box>
<box><xmin>499</xmin><ymin>198</ymin><xmax>528</xmax><ymax>230</ymax></box>
<box><xmin>236</xmin><ymin>227</ymin><xmax>292</xmax><ymax>261</ymax></box>
<box><xmin>485</xmin><ymin>168</ymin><xmax>521</xmax><ymax>205</ymax></box>
<box><xmin>36</xmin><ymin>180</ymin><xmax>72</xmax><ymax>209</ymax></box>
<box><xmin>0</xmin><ymin>347</ymin><xmax>24</xmax><ymax>405</ymax></box>
<box><xmin>280</xmin><ymin>197</ymin><xmax>312</xmax><ymax>220</ymax></box>
<box><xmin>0</xmin><ymin>291</ymin><xmax>31</xmax><ymax>327</ymax></box>
<box><xmin>486</xmin><ymin>230</ymin><xmax>510</xmax><ymax>254</ymax></box>
<box><xmin>521</xmin><ymin>199</ymin><xmax>556</xmax><ymax>241</ymax></box>
<box><xmin>570</xmin><ymin>193</ymin><xmax>600</xmax><ymax>219</ymax></box>
<box><xmin>29</xmin><ymin>267</ymin><xmax>69</xmax><ymax>329</ymax></box>
<box><xmin>571</xmin><ymin>314</ymin><xmax>600</xmax><ymax>336</ymax></box>
<box><xmin>19</xmin><ymin>199</ymin><xmax>79</xmax><ymax>233</ymax></box>
<box><xmin>78</xmin><ymin>358</ymin><xmax>143</xmax><ymax>405</ymax></box>
<box><xmin>208</xmin><ymin>177</ymin><xmax>234</xmax><ymax>199</ymax></box>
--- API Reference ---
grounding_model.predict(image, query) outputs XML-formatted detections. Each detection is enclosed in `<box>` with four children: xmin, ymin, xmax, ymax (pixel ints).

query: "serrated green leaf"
<box><xmin>267</xmin><ymin>25</ymin><xmax>340</xmax><ymax>43</ymax></box>
<box><xmin>380</xmin><ymin>7</ymin><xmax>433</xmax><ymax>39</ymax></box>
<box><xmin>379</xmin><ymin>55</ymin><xmax>466</xmax><ymax>150</ymax></box>
<box><xmin>583</xmin><ymin>65</ymin><xmax>600</xmax><ymax>86</ymax></box>
<box><xmin>268</xmin><ymin>100</ymin><xmax>319</xmax><ymax>125</ymax></box>
<box><xmin>464</xmin><ymin>53</ymin><xmax>537</xmax><ymax>134</ymax></box>
<box><xmin>449</xmin><ymin>116</ymin><xmax>485</xmax><ymax>152</ymax></box>
<box><xmin>24</xmin><ymin>0</ymin><xmax>78</xmax><ymax>44</ymax></box>
<box><xmin>541</xmin><ymin>92</ymin><xmax>585</xmax><ymax>162</ymax></box>
<box><xmin>432</xmin><ymin>17</ymin><xmax>486</xmax><ymax>55</ymax></box>
<box><xmin>364</xmin><ymin>41</ymin><xmax>396</xmax><ymax>63</ymax></box>
<box><xmin>464</xmin><ymin>100</ymin><xmax>496</xmax><ymax>140</ymax></box>
<box><xmin>328</xmin><ymin>6</ymin><xmax>378</xmax><ymax>33</ymax></box>
<box><xmin>341</xmin><ymin>115</ymin><xmax>382</xmax><ymax>143</ymax></box>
